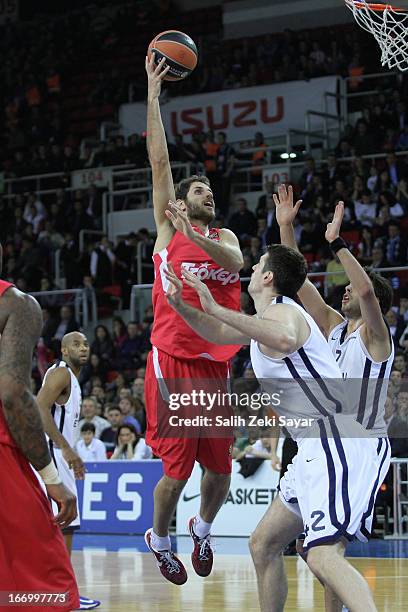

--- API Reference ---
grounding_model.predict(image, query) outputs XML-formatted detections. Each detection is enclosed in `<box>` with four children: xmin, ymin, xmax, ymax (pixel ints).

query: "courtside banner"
<box><xmin>176</xmin><ymin>460</ymin><xmax>280</xmax><ymax>536</ymax></box>
<box><xmin>120</xmin><ymin>76</ymin><xmax>337</xmax><ymax>142</ymax></box>
<box><xmin>76</xmin><ymin>460</ymin><xmax>163</xmax><ymax>534</ymax></box>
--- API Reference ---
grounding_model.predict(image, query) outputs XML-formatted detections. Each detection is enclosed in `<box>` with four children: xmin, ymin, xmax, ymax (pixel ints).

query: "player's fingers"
<box><xmin>165</xmin><ymin>209</ymin><xmax>176</xmax><ymax>223</ymax></box>
<box><xmin>273</xmin><ymin>193</ymin><xmax>280</xmax><ymax>206</ymax></box>
<box><xmin>154</xmin><ymin>56</ymin><xmax>167</xmax><ymax>75</ymax></box>
<box><xmin>288</xmin><ymin>185</ymin><xmax>293</xmax><ymax>198</ymax></box>
<box><xmin>159</xmin><ymin>65</ymin><xmax>171</xmax><ymax>79</ymax></box>
<box><xmin>294</xmin><ymin>199</ymin><xmax>302</xmax><ymax>213</ymax></box>
<box><xmin>54</xmin><ymin>499</ymin><xmax>76</xmax><ymax>528</ymax></box>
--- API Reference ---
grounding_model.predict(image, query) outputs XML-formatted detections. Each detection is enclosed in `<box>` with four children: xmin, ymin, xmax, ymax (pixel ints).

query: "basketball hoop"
<box><xmin>345</xmin><ymin>0</ymin><xmax>408</xmax><ymax>71</ymax></box>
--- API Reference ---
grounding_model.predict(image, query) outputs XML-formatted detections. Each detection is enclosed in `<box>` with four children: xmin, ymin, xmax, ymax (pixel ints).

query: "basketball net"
<box><xmin>345</xmin><ymin>1</ymin><xmax>408</xmax><ymax>71</ymax></box>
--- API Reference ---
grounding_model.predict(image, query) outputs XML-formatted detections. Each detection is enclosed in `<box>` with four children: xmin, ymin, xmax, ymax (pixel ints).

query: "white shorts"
<box><xmin>279</xmin><ymin>417</ymin><xmax>390</xmax><ymax>551</ymax></box>
<box><xmin>36</xmin><ymin>447</ymin><xmax>80</xmax><ymax>529</ymax></box>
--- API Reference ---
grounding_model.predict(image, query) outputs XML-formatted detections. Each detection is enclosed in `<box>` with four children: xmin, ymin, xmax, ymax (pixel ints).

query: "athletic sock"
<box><xmin>193</xmin><ymin>514</ymin><xmax>212</xmax><ymax>539</ymax></box>
<box><xmin>150</xmin><ymin>530</ymin><xmax>171</xmax><ymax>551</ymax></box>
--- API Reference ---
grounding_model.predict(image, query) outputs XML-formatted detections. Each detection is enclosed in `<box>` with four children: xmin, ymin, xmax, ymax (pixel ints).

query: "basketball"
<box><xmin>147</xmin><ymin>30</ymin><xmax>198</xmax><ymax>81</ymax></box>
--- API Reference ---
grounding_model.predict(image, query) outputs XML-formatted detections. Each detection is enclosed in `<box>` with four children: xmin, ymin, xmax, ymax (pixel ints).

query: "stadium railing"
<box><xmin>30</xmin><ymin>288</ymin><xmax>97</xmax><ymax>328</ymax></box>
<box><xmin>391</xmin><ymin>458</ymin><xmax>408</xmax><ymax>538</ymax></box>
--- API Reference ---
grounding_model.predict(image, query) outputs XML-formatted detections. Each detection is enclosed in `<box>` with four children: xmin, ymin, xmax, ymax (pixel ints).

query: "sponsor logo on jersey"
<box><xmin>181</xmin><ymin>262</ymin><xmax>239</xmax><ymax>286</ymax></box>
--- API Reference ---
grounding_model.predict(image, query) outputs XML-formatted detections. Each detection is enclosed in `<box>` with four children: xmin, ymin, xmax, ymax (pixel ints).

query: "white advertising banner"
<box><xmin>120</xmin><ymin>76</ymin><xmax>337</xmax><ymax>143</ymax></box>
<box><xmin>176</xmin><ymin>459</ymin><xmax>280</xmax><ymax>536</ymax></box>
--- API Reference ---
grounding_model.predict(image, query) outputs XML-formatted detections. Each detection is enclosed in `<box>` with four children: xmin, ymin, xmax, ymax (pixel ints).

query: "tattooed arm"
<box><xmin>0</xmin><ymin>287</ymin><xmax>51</xmax><ymax>470</ymax></box>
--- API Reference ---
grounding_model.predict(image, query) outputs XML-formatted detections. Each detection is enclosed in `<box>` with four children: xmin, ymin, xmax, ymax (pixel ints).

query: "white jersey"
<box><xmin>42</xmin><ymin>360</ymin><xmax>82</xmax><ymax>449</ymax></box>
<box><xmin>328</xmin><ymin>321</ymin><xmax>394</xmax><ymax>436</ymax></box>
<box><xmin>250</xmin><ymin>296</ymin><xmax>346</xmax><ymax>442</ymax></box>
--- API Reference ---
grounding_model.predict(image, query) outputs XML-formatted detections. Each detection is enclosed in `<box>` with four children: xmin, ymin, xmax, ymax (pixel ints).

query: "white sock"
<box><xmin>150</xmin><ymin>530</ymin><xmax>171</xmax><ymax>551</ymax></box>
<box><xmin>193</xmin><ymin>514</ymin><xmax>212</xmax><ymax>539</ymax></box>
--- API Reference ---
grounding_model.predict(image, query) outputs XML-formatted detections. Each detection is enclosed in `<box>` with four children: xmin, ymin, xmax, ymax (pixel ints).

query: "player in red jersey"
<box><xmin>0</xmin><ymin>243</ymin><xmax>79</xmax><ymax>612</ymax></box>
<box><xmin>144</xmin><ymin>54</ymin><xmax>244</xmax><ymax>584</ymax></box>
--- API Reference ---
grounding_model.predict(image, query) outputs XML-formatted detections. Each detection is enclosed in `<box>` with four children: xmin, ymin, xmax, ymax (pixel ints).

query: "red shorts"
<box><xmin>0</xmin><ymin>444</ymin><xmax>79</xmax><ymax>612</ymax></box>
<box><xmin>145</xmin><ymin>347</ymin><xmax>233</xmax><ymax>480</ymax></box>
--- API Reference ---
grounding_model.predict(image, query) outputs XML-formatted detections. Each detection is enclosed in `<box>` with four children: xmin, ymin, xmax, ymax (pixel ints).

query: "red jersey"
<box><xmin>0</xmin><ymin>280</ymin><xmax>17</xmax><ymax>447</ymax></box>
<box><xmin>151</xmin><ymin>228</ymin><xmax>242</xmax><ymax>361</ymax></box>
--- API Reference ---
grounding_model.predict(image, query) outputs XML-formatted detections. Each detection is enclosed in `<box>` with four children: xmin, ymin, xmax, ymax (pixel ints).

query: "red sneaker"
<box><xmin>188</xmin><ymin>517</ymin><xmax>214</xmax><ymax>577</ymax></box>
<box><xmin>144</xmin><ymin>528</ymin><xmax>187</xmax><ymax>585</ymax></box>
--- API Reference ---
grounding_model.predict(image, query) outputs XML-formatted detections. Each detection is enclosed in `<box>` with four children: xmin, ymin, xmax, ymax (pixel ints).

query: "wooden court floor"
<box><xmin>73</xmin><ymin>550</ymin><xmax>408</xmax><ymax>611</ymax></box>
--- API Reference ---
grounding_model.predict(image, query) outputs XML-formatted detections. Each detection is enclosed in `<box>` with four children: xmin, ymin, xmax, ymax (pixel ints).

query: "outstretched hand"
<box><xmin>181</xmin><ymin>267</ymin><xmax>218</xmax><ymax>315</ymax></box>
<box><xmin>273</xmin><ymin>184</ymin><xmax>302</xmax><ymax>227</ymax></box>
<box><xmin>165</xmin><ymin>201</ymin><xmax>196</xmax><ymax>241</ymax></box>
<box><xmin>325</xmin><ymin>201</ymin><xmax>344</xmax><ymax>243</ymax></box>
<box><xmin>145</xmin><ymin>53</ymin><xmax>170</xmax><ymax>99</ymax></box>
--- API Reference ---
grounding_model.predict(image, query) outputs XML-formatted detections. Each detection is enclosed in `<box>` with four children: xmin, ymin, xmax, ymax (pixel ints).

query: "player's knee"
<box><xmin>249</xmin><ymin>528</ymin><xmax>282</xmax><ymax>564</ymax></box>
<box><xmin>156</xmin><ymin>475</ymin><xmax>187</xmax><ymax>496</ymax></box>
<box><xmin>306</xmin><ymin>546</ymin><xmax>333</xmax><ymax>580</ymax></box>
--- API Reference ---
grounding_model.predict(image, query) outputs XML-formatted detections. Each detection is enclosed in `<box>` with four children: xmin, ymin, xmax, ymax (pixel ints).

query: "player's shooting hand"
<box><xmin>181</xmin><ymin>268</ymin><xmax>218</xmax><ymax>315</ymax></box>
<box><xmin>325</xmin><ymin>201</ymin><xmax>344</xmax><ymax>243</ymax></box>
<box><xmin>45</xmin><ymin>482</ymin><xmax>78</xmax><ymax>529</ymax></box>
<box><xmin>145</xmin><ymin>53</ymin><xmax>170</xmax><ymax>99</ymax></box>
<box><xmin>163</xmin><ymin>262</ymin><xmax>184</xmax><ymax>308</ymax></box>
<box><xmin>273</xmin><ymin>184</ymin><xmax>302</xmax><ymax>227</ymax></box>
<box><xmin>62</xmin><ymin>446</ymin><xmax>86</xmax><ymax>480</ymax></box>
<box><xmin>165</xmin><ymin>201</ymin><xmax>196</xmax><ymax>241</ymax></box>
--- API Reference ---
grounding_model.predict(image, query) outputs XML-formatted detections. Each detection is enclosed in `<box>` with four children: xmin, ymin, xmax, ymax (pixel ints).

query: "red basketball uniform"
<box><xmin>145</xmin><ymin>228</ymin><xmax>241</xmax><ymax>480</ymax></box>
<box><xmin>0</xmin><ymin>280</ymin><xmax>79</xmax><ymax>611</ymax></box>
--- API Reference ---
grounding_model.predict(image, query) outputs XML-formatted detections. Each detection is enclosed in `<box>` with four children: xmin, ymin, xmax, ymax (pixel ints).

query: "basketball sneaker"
<box><xmin>77</xmin><ymin>596</ymin><xmax>101</xmax><ymax>610</ymax></box>
<box><xmin>188</xmin><ymin>517</ymin><xmax>214</xmax><ymax>577</ymax></box>
<box><xmin>144</xmin><ymin>528</ymin><xmax>187</xmax><ymax>585</ymax></box>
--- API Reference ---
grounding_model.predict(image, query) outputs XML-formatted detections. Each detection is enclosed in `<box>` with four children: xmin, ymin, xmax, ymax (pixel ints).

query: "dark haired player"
<box><xmin>164</xmin><ymin>245</ymin><xmax>379</xmax><ymax>611</ymax></box>
<box><xmin>0</xmin><ymin>244</ymin><xmax>79</xmax><ymax>611</ymax></box>
<box><xmin>37</xmin><ymin>331</ymin><xmax>100</xmax><ymax>610</ymax></box>
<box><xmin>276</xmin><ymin>185</ymin><xmax>393</xmax><ymax>612</ymax></box>
<box><xmin>144</xmin><ymin>53</ymin><xmax>243</xmax><ymax>583</ymax></box>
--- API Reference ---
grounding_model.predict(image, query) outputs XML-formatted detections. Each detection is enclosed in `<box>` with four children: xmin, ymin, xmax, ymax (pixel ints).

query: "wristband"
<box><xmin>329</xmin><ymin>237</ymin><xmax>348</xmax><ymax>254</ymax></box>
<box><xmin>38</xmin><ymin>460</ymin><xmax>62</xmax><ymax>485</ymax></box>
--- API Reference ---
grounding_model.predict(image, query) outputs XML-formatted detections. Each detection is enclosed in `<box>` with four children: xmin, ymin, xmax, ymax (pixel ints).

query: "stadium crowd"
<box><xmin>1</xmin><ymin>3</ymin><xmax>408</xmax><ymax>479</ymax></box>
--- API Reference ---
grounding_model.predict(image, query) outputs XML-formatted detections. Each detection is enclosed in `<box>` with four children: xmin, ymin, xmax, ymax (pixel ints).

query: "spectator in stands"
<box><xmin>117</xmin><ymin>321</ymin><xmax>144</xmax><ymax>370</ymax></box>
<box><xmin>370</xmin><ymin>245</ymin><xmax>389</xmax><ymax>269</ymax></box>
<box><xmin>119</xmin><ymin>396</ymin><xmax>142</xmax><ymax>433</ymax></box>
<box><xmin>393</xmin><ymin>350</ymin><xmax>408</xmax><ymax>376</ymax></box>
<box><xmin>352</xmin><ymin>120</ymin><xmax>377</xmax><ymax>155</ymax></box>
<box><xmin>384</xmin><ymin>221</ymin><xmax>407</xmax><ymax>266</ymax></box>
<box><xmin>79</xmin><ymin>396</ymin><xmax>110</xmax><ymax>438</ymax></box>
<box><xmin>385</xmin><ymin>309</ymin><xmax>405</xmax><ymax>347</ymax></box>
<box><xmin>354</xmin><ymin>190</ymin><xmax>377</xmax><ymax>227</ymax></box>
<box><xmin>298</xmin><ymin>219</ymin><xmax>318</xmax><ymax>254</ymax></box>
<box><xmin>80</xmin><ymin>354</ymin><xmax>108</xmax><ymax>389</ymax></box>
<box><xmin>388</xmin><ymin>391</ymin><xmax>408</xmax><ymax>456</ymax></box>
<box><xmin>110</xmin><ymin>424</ymin><xmax>152</xmax><ymax>460</ymax></box>
<box><xmin>75</xmin><ymin>422</ymin><xmax>107</xmax><ymax>462</ymax></box>
<box><xmin>100</xmin><ymin>406</ymin><xmax>124</xmax><ymax>453</ymax></box>
<box><xmin>228</xmin><ymin>198</ymin><xmax>257</xmax><ymax>243</ymax></box>
<box><xmin>213</xmin><ymin>131</ymin><xmax>235</xmax><ymax>215</ymax></box>
<box><xmin>91</xmin><ymin>324</ymin><xmax>114</xmax><ymax>365</ymax></box>
<box><xmin>385</xmin><ymin>152</ymin><xmax>407</xmax><ymax>187</ymax></box>
<box><xmin>42</xmin><ymin>304</ymin><xmax>80</xmax><ymax>352</ymax></box>
<box><xmin>90</xmin><ymin>236</ymin><xmax>115</xmax><ymax>287</ymax></box>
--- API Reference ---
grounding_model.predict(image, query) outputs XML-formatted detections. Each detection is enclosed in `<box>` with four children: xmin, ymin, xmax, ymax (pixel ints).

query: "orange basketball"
<box><xmin>147</xmin><ymin>30</ymin><xmax>198</xmax><ymax>81</ymax></box>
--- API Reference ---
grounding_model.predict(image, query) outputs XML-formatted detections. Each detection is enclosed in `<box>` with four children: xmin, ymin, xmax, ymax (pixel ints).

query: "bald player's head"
<box><xmin>61</xmin><ymin>331</ymin><xmax>90</xmax><ymax>369</ymax></box>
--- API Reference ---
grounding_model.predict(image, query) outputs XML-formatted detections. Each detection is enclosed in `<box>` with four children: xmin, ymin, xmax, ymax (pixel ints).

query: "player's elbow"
<box><xmin>276</xmin><ymin>333</ymin><xmax>297</xmax><ymax>355</ymax></box>
<box><xmin>0</xmin><ymin>379</ymin><xmax>28</xmax><ymax>408</ymax></box>
<box><xmin>227</xmin><ymin>254</ymin><xmax>244</xmax><ymax>274</ymax></box>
